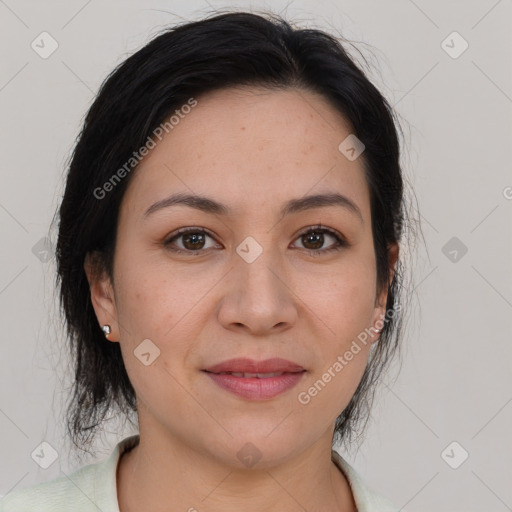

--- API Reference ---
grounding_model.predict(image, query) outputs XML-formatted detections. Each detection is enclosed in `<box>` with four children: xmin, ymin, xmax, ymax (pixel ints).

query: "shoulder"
<box><xmin>0</xmin><ymin>466</ymin><xmax>98</xmax><ymax>512</ymax></box>
<box><xmin>331</xmin><ymin>449</ymin><xmax>405</xmax><ymax>512</ymax></box>
<box><xmin>0</xmin><ymin>435</ymin><xmax>139</xmax><ymax>512</ymax></box>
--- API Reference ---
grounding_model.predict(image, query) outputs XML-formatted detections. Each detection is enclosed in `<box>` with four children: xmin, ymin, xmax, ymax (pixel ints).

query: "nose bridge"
<box><xmin>236</xmin><ymin>234</ymin><xmax>284</xmax><ymax>304</ymax></box>
<box><xmin>218</xmin><ymin>233</ymin><xmax>296</xmax><ymax>334</ymax></box>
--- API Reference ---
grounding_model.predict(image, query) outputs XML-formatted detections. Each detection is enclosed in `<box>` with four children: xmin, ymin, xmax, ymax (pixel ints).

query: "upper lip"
<box><xmin>203</xmin><ymin>358</ymin><xmax>305</xmax><ymax>374</ymax></box>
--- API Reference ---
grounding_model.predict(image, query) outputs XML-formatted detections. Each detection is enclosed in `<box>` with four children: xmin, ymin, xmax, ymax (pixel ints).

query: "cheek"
<box><xmin>113</xmin><ymin>251</ymin><xmax>208</xmax><ymax>385</ymax></box>
<box><xmin>301</xmin><ymin>251</ymin><xmax>377</xmax><ymax>330</ymax></box>
<box><xmin>297</xmin><ymin>249</ymin><xmax>377</xmax><ymax>390</ymax></box>
<box><xmin>112</xmin><ymin>260</ymin><xmax>194</xmax><ymax>412</ymax></box>
<box><xmin>113</xmin><ymin>251</ymin><xmax>188</xmax><ymax>337</ymax></box>
<box><xmin>297</xmin><ymin>346</ymin><xmax>370</xmax><ymax>427</ymax></box>
<box><xmin>296</xmin><ymin>272</ymin><xmax>374</xmax><ymax>420</ymax></box>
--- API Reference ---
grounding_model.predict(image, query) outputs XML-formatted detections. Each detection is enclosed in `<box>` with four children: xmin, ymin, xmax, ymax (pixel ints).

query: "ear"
<box><xmin>84</xmin><ymin>251</ymin><xmax>119</xmax><ymax>343</ymax></box>
<box><xmin>370</xmin><ymin>242</ymin><xmax>399</xmax><ymax>342</ymax></box>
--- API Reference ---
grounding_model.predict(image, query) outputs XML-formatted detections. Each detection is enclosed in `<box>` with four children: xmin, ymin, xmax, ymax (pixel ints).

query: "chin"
<box><xmin>208</xmin><ymin>419</ymin><xmax>315</xmax><ymax>470</ymax></box>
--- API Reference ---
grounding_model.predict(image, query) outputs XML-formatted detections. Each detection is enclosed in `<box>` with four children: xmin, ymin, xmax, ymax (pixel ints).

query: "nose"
<box><xmin>216</xmin><ymin>242</ymin><xmax>298</xmax><ymax>336</ymax></box>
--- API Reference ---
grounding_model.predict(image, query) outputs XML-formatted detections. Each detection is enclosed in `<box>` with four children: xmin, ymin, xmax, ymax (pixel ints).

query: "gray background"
<box><xmin>1</xmin><ymin>1</ymin><xmax>511</xmax><ymax>511</ymax></box>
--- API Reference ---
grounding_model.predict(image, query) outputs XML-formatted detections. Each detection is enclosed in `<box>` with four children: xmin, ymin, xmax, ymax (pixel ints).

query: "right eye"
<box><xmin>164</xmin><ymin>227</ymin><xmax>220</xmax><ymax>255</ymax></box>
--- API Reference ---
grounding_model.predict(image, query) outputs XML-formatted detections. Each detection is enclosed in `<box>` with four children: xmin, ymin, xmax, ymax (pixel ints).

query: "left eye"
<box><xmin>292</xmin><ymin>227</ymin><xmax>347</xmax><ymax>253</ymax></box>
<box><xmin>164</xmin><ymin>226</ymin><xmax>347</xmax><ymax>255</ymax></box>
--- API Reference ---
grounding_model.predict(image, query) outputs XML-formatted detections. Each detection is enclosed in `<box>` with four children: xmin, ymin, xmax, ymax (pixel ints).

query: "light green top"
<box><xmin>1</xmin><ymin>435</ymin><xmax>401</xmax><ymax>511</ymax></box>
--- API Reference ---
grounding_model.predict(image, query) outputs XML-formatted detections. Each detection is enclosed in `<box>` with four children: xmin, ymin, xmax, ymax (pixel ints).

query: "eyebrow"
<box><xmin>143</xmin><ymin>192</ymin><xmax>363</xmax><ymax>223</ymax></box>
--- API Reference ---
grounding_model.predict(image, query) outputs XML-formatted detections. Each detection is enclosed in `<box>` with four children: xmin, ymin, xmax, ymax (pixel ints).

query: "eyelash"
<box><xmin>163</xmin><ymin>224</ymin><xmax>348</xmax><ymax>256</ymax></box>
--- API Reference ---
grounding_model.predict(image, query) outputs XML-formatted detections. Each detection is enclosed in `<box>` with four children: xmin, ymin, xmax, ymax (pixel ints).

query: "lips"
<box><xmin>222</xmin><ymin>371</ymin><xmax>285</xmax><ymax>378</ymax></box>
<box><xmin>204</xmin><ymin>357</ymin><xmax>305</xmax><ymax>374</ymax></box>
<box><xmin>203</xmin><ymin>358</ymin><xmax>306</xmax><ymax>400</ymax></box>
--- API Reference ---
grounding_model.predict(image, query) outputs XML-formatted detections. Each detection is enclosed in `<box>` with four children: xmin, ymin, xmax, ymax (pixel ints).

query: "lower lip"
<box><xmin>204</xmin><ymin>371</ymin><xmax>305</xmax><ymax>400</ymax></box>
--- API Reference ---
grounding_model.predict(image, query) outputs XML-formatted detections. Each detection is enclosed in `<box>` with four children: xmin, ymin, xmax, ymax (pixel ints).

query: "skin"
<box><xmin>85</xmin><ymin>85</ymin><xmax>398</xmax><ymax>512</ymax></box>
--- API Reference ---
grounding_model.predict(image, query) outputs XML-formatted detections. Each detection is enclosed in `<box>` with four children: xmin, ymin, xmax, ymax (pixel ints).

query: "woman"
<box><xmin>2</xmin><ymin>10</ymin><xmax>412</xmax><ymax>512</ymax></box>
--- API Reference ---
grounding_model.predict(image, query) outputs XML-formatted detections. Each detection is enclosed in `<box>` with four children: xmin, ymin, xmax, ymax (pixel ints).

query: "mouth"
<box><xmin>202</xmin><ymin>358</ymin><xmax>306</xmax><ymax>400</ymax></box>
<box><xmin>212</xmin><ymin>371</ymin><xmax>291</xmax><ymax>378</ymax></box>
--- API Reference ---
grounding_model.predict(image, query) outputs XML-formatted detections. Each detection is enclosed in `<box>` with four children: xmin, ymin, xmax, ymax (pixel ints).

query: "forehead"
<box><xmin>119</xmin><ymin>86</ymin><xmax>370</xmax><ymax>223</ymax></box>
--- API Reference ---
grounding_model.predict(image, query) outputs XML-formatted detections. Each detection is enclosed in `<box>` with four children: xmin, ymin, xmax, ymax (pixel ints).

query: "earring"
<box><xmin>101</xmin><ymin>325</ymin><xmax>111</xmax><ymax>338</ymax></box>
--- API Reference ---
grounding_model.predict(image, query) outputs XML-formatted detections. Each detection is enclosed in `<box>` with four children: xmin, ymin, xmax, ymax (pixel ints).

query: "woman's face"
<box><xmin>87</xmin><ymin>86</ymin><xmax>396</xmax><ymax>467</ymax></box>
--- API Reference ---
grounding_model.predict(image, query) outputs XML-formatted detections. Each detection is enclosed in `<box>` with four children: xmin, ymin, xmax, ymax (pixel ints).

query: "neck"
<box><xmin>116</xmin><ymin>432</ymin><xmax>356</xmax><ymax>512</ymax></box>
